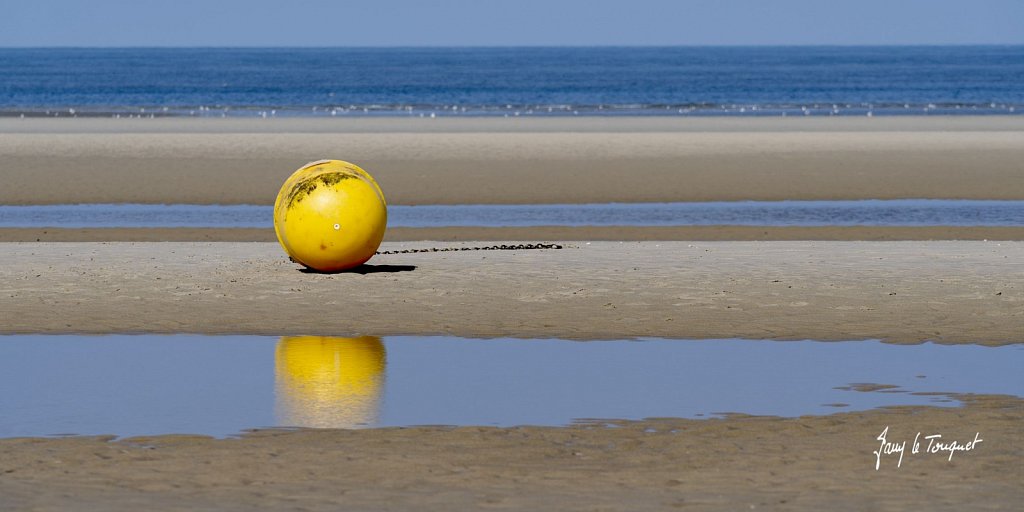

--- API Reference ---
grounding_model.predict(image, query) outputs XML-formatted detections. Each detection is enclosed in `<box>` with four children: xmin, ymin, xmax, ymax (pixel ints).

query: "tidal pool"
<box><xmin>0</xmin><ymin>335</ymin><xmax>1020</xmax><ymax>438</ymax></box>
<box><xmin>1</xmin><ymin>199</ymin><xmax>1022</xmax><ymax>228</ymax></box>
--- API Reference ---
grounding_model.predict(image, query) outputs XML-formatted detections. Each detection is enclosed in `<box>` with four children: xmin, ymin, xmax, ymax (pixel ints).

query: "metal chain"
<box><xmin>376</xmin><ymin>243</ymin><xmax>563</xmax><ymax>255</ymax></box>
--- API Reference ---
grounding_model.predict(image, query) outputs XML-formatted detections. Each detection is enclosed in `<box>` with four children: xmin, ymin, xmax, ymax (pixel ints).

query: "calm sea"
<box><xmin>1</xmin><ymin>46</ymin><xmax>1022</xmax><ymax>117</ymax></box>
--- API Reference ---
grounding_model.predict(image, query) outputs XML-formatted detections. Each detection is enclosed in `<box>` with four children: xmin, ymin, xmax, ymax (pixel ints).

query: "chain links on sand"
<box><xmin>376</xmin><ymin>243</ymin><xmax>563</xmax><ymax>255</ymax></box>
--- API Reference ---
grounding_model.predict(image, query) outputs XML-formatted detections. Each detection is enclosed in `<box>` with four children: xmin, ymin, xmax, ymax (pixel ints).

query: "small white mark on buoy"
<box><xmin>333</xmin><ymin>223</ymin><xmax>340</xmax><ymax>230</ymax></box>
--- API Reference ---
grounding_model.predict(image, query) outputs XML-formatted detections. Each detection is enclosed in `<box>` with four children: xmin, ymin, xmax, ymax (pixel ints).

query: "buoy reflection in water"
<box><xmin>274</xmin><ymin>336</ymin><xmax>386</xmax><ymax>428</ymax></box>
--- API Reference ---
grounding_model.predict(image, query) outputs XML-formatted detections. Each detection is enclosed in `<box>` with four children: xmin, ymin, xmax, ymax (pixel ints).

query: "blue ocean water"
<box><xmin>1</xmin><ymin>46</ymin><xmax>1022</xmax><ymax>117</ymax></box>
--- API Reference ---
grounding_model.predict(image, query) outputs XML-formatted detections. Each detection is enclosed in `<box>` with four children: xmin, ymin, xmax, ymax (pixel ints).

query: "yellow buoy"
<box><xmin>274</xmin><ymin>160</ymin><xmax>387</xmax><ymax>272</ymax></box>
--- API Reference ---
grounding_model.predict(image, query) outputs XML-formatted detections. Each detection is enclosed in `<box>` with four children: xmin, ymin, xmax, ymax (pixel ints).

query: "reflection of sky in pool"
<box><xmin>0</xmin><ymin>200</ymin><xmax>1022</xmax><ymax>228</ymax></box>
<box><xmin>1</xmin><ymin>336</ymin><xmax>1020</xmax><ymax>438</ymax></box>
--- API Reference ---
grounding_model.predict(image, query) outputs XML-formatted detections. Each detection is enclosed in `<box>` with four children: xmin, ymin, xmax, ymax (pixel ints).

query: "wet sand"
<box><xmin>1</xmin><ymin>117</ymin><xmax>1023</xmax><ymax>205</ymax></box>
<box><xmin>1</xmin><ymin>241</ymin><xmax>1020</xmax><ymax>344</ymax></box>
<box><xmin>1</xmin><ymin>117</ymin><xmax>1022</xmax><ymax>510</ymax></box>
<box><xmin>1</xmin><ymin>394</ymin><xmax>1021</xmax><ymax>511</ymax></box>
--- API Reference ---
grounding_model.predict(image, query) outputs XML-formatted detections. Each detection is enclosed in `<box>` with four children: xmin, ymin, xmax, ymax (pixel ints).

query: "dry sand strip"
<box><xmin>2</xmin><ymin>225</ymin><xmax>1024</xmax><ymax>242</ymax></box>
<box><xmin>1</xmin><ymin>241</ymin><xmax>1020</xmax><ymax>344</ymax></box>
<box><xmin>0</xmin><ymin>395</ymin><xmax>1020</xmax><ymax>511</ymax></box>
<box><xmin>1</xmin><ymin>117</ymin><xmax>1023</xmax><ymax>205</ymax></box>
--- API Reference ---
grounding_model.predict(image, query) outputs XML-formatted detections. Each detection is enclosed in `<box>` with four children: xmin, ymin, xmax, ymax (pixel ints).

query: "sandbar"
<box><xmin>1</xmin><ymin>116</ymin><xmax>1022</xmax><ymax>206</ymax></box>
<box><xmin>1</xmin><ymin>241</ymin><xmax>1019</xmax><ymax>344</ymax></box>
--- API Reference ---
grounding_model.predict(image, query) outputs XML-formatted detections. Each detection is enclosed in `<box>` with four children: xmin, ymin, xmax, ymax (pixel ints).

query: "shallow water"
<box><xmin>1</xmin><ymin>200</ymin><xmax>1022</xmax><ymax>229</ymax></box>
<box><xmin>0</xmin><ymin>335</ymin><xmax>1020</xmax><ymax>438</ymax></box>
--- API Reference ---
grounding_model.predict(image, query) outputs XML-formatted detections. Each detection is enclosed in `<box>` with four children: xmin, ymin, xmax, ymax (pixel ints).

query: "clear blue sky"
<box><xmin>1</xmin><ymin>0</ymin><xmax>1021</xmax><ymax>47</ymax></box>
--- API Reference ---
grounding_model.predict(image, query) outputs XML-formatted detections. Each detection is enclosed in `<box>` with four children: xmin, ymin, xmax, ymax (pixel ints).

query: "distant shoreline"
<box><xmin>2</xmin><ymin>116</ymin><xmax>1021</xmax><ymax>207</ymax></box>
<box><xmin>5</xmin><ymin>114</ymin><xmax>1024</xmax><ymax>132</ymax></box>
<box><xmin>2</xmin><ymin>106</ymin><xmax>1020</xmax><ymax>119</ymax></box>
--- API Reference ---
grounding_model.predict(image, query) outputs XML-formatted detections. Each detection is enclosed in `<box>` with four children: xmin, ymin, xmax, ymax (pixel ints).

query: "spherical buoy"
<box><xmin>274</xmin><ymin>160</ymin><xmax>387</xmax><ymax>272</ymax></box>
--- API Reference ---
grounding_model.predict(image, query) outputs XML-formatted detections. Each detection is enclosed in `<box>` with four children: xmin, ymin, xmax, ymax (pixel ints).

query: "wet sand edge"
<box><xmin>1</xmin><ymin>394</ymin><xmax>1020</xmax><ymax>510</ymax></box>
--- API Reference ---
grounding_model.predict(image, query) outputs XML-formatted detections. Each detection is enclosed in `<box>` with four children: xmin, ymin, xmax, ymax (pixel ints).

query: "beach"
<box><xmin>1</xmin><ymin>241</ymin><xmax>1021</xmax><ymax>344</ymax></box>
<box><xmin>2</xmin><ymin>117</ymin><xmax>1023</xmax><ymax>207</ymax></box>
<box><xmin>2</xmin><ymin>395</ymin><xmax>1021</xmax><ymax>511</ymax></box>
<box><xmin>1</xmin><ymin>116</ymin><xmax>1022</xmax><ymax>510</ymax></box>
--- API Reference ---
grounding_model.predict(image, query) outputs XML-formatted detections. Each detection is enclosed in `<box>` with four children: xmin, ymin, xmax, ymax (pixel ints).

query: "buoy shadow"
<box><xmin>299</xmin><ymin>264</ymin><xmax>417</xmax><ymax>275</ymax></box>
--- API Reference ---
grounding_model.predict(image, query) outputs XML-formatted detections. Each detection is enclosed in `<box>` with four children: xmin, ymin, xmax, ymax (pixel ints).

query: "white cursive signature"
<box><xmin>874</xmin><ymin>426</ymin><xmax>982</xmax><ymax>470</ymax></box>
